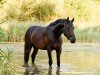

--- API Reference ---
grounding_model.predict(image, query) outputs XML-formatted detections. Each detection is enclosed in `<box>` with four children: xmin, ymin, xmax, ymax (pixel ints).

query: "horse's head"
<box><xmin>63</xmin><ymin>17</ymin><xmax>76</xmax><ymax>43</ymax></box>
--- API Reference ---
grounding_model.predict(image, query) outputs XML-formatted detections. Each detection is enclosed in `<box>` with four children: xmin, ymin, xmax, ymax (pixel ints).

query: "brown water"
<box><xmin>0</xmin><ymin>43</ymin><xmax>100</xmax><ymax>75</ymax></box>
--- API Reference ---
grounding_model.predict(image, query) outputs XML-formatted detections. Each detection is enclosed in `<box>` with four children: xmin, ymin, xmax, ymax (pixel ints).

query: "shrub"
<box><xmin>63</xmin><ymin>0</ymin><xmax>93</xmax><ymax>21</ymax></box>
<box><xmin>0</xmin><ymin>0</ymin><xmax>94</xmax><ymax>22</ymax></box>
<box><xmin>33</xmin><ymin>1</ymin><xmax>55</xmax><ymax>21</ymax></box>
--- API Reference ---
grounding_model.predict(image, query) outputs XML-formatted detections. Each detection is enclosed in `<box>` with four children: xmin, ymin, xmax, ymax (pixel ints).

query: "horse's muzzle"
<box><xmin>70</xmin><ymin>35</ymin><xmax>76</xmax><ymax>43</ymax></box>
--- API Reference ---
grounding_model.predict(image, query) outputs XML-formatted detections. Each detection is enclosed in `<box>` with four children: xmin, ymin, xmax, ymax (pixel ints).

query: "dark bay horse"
<box><xmin>23</xmin><ymin>17</ymin><xmax>76</xmax><ymax>68</ymax></box>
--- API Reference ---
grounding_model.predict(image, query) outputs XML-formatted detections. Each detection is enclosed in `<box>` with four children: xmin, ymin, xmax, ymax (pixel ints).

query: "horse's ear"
<box><xmin>66</xmin><ymin>17</ymin><xmax>69</xmax><ymax>22</ymax></box>
<box><xmin>71</xmin><ymin>18</ymin><xmax>74</xmax><ymax>22</ymax></box>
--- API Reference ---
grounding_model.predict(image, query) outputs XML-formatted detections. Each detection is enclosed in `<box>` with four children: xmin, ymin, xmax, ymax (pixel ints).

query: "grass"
<box><xmin>75</xmin><ymin>26</ymin><xmax>100</xmax><ymax>42</ymax></box>
<box><xmin>0</xmin><ymin>48</ymin><xmax>15</xmax><ymax>75</ymax></box>
<box><xmin>0</xmin><ymin>20</ymin><xmax>100</xmax><ymax>42</ymax></box>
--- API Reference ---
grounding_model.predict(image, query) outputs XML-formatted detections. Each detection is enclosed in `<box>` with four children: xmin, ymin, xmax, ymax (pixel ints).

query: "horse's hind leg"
<box><xmin>23</xmin><ymin>44</ymin><xmax>32</xmax><ymax>67</ymax></box>
<box><xmin>31</xmin><ymin>47</ymin><xmax>38</xmax><ymax>65</ymax></box>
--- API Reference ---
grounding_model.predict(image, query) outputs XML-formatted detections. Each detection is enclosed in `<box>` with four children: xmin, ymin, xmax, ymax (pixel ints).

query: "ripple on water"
<box><xmin>22</xmin><ymin>63</ymin><xmax>96</xmax><ymax>75</ymax></box>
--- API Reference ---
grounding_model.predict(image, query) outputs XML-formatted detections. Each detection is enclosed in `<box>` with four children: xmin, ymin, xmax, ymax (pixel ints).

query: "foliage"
<box><xmin>0</xmin><ymin>21</ymin><xmax>100</xmax><ymax>42</ymax></box>
<box><xmin>0</xmin><ymin>0</ymin><xmax>94</xmax><ymax>22</ymax></box>
<box><xmin>0</xmin><ymin>0</ymin><xmax>100</xmax><ymax>42</ymax></box>
<box><xmin>63</xmin><ymin>0</ymin><xmax>93</xmax><ymax>21</ymax></box>
<box><xmin>32</xmin><ymin>1</ymin><xmax>55</xmax><ymax>21</ymax></box>
<box><xmin>6</xmin><ymin>21</ymin><xmax>32</xmax><ymax>42</ymax></box>
<box><xmin>0</xmin><ymin>0</ymin><xmax>55</xmax><ymax>22</ymax></box>
<box><xmin>75</xmin><ymin>26</ymin><xmax>100</xmax><ymax>42</ymax></box>
<box><xmin>0</xmin><ymin>28</ymin><xmax>8</xmax><ymax>41</ymax></box>
<box><xmin>0</xmin><ymin>48</ymin><xmax>15</xmax><ymax>75</ymax></box>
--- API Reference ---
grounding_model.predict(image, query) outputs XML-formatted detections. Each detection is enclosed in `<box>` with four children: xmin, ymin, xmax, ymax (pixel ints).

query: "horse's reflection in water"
<box><xmin>48</xmin><ymin>68</ymin><xmax>60</xmax><ymax>75</ymax></box>
<box><xmin>23</xmin><ymin>65</ymin><xmax>40</xmax><ymax>75</ymax></box>
<box><xmin>24</xmin><ymin>65</ymin><xmax>60</xmax><ymax>75</ymax></box>
<box><xmin>24</xmin><ymin>69</ymin><xmax>29</xmax><ymax>75</ymax></box>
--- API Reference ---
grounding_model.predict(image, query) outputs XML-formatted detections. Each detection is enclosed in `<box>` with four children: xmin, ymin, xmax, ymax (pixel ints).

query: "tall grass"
<box><xmin>0</xmin><ymin>28</ymin><xmax>8</xmax><ymax>41</ymax></box>
<box><xmin>75</xmin><ymin>26</ymin><xmax>100</xmax><ymax>42</ymax></box>
<box><xmin>0</xmin><ymin>20</ymin><xmax>46</xmax><ymax>42</ymax></box>
<box><xmin>0</xmin><ymin>48</ymin><xmax>15</xmax><ymax>75</ymax></box>
<box><xmin>0</xmin><ymin>21</ymin><xmax>100</xmax><ymax>42</ymax></box>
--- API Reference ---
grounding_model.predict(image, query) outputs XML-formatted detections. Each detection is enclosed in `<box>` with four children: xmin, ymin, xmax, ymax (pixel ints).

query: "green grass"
<box><xmin>0</xmin><ymin>20</ymin><xmax>100</xmax><ymax>42</ymax></box>
<box><xmin>0</xmin><ymin>20</ymin><xmax>45</xmax><ymax>42</ymax></box>
<box><xmin>75</xmin><ymin>26</ymin><xmax>100</xmax><ymax>42</ymax></box>
<box><xmin>0</xmin><ymin>28</ymin><xmax>8</xmax><ymax>41</ymax></box>
<box><xmin>0</xmin><ymin>48</ymin><xmax>15</xmax><ymax>75</ymax></box>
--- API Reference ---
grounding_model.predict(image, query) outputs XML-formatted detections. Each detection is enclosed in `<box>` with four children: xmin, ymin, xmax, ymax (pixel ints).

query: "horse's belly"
<box><xmin>31</xmin><ymin>35</ymin><xmax>49</xmax><ymax>49</ymax></box>
<box><xmin>30</xmin><ymin>27</ymin><xmax>49</xmax><ymax>49</ymax></box>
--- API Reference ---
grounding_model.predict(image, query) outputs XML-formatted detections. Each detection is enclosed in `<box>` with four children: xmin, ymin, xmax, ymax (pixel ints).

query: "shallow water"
<box><xmin>0</xmin><ymin>43</ymin><xmax>100</xmax><ymax>75</ymax></box>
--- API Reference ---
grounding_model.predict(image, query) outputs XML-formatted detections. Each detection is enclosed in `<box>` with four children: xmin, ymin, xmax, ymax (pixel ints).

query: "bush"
<box><xmin>63</xmin><ymin>0</ymin><xmax>93</xmax><ymax>21</ymax></box>
<box><xmin>33</xmin><ymin>1</ymin><xmax>55</xmax><ymax>21</ymax></box>
<box><xmin>0</xmin><ymin>0</ymin><xmax>55</xmax><ymax>22</ymax></box>
<box><xmin>0</xmin><ymin>0</ymin><xmax>94</xmax><ymax>22</ymax></box>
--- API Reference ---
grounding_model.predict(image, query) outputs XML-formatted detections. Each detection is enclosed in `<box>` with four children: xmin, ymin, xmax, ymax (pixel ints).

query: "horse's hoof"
<box><xmin>49</xmin><ymin>66</ymin><xmax>52</xmax><ymax>69</ymax></box>
<box><xmin>32</xmin><ymin>63</ymin><xmax>35</xmax><ymax>66</ymax></box>
<box><xmin>32</xmin><ymin>63</ymin><xmax>37</xmax><ymax>68</ymax></box>
<box><xmin>22</xmin><ymin>64</ymin><xmax>29</xmax><ymax>67</ymax></box>
<box><xmin>57</xmin><ymin>67</ymin><xmax>60</xmax><ymax>71</ymax></box>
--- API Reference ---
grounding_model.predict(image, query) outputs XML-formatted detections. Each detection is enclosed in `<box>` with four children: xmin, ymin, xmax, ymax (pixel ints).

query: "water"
<box><xmin>0</xmin><ymin>43</ymin><xmax>100</xmax><ymax>75</ymax></box>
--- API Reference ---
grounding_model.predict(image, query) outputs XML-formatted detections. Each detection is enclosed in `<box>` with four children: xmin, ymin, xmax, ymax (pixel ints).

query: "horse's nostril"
<box><xmin>70</xmin><ymin>36</ymin><xmax>76</xmax><ymax>43</ymax></box>
<box><xmin>70</xmin><ymin>40</ymin><xmax>75</xmax><ymax>43</ymax></box>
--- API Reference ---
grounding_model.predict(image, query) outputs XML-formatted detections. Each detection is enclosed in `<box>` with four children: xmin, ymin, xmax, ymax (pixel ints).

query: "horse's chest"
<box><xmin>50</xmin><ymin>42</ymin><xmax>60</xmax><ymax>49</ymax></box>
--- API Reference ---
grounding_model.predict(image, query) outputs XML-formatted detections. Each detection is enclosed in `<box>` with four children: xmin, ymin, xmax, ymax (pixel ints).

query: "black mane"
<box><xmin>49</xmin><ymin>19</ymin><xmax>66</xmax><ymax>26</ymax></box>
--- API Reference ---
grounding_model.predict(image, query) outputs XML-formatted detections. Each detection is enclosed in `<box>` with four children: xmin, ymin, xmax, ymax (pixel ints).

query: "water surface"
<box><xmin>0</xmin><ymin>43</ymin><xmax>100</xmax><ymax>75</ymax></box>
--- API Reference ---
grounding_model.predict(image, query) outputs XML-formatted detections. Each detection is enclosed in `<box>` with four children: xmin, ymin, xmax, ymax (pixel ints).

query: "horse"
<box><xmin>23</xmin><ymin>17</ymin><xmax>76</xmax><ymax>68</ymax></box>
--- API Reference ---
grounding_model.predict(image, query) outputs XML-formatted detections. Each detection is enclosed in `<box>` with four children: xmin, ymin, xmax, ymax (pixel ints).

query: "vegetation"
<box><xmin>0</xmin><ymin>0</ymin><xmax>100</xmax><ymax>42</ymax></box>
<box><xmin>0</xmin><ymin>21</ymin><xmax>100</xmax><ymax>42</ymax></box>
<box><xmin>0</xmin><ymin>28</ymin><xmax>8</xmax><ymax>41</ymax></box>
<box><xmin>0</xmin><ymin>48</ymin><xmax>15</xmax><ymax>75</ymax></box>
<box><xmin>0</xmin><ymin>0</ymin><xmax>94</xmax><ymax>22</ymax></box>
<box><xmin>75</xmin><ymin>26</ymin><xmax>100</xmax><ymax>42</ymax></box>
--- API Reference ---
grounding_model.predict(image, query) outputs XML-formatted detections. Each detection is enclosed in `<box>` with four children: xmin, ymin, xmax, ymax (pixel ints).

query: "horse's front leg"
<box><xmin>56</xmin><ymin>47</ymin><xmax>62</xmax><ymax>68</ymax></box>
<box><xmin>47</xmin><ymin>46</ymin><xmax>53</xmax><ymax>68</ymax></box>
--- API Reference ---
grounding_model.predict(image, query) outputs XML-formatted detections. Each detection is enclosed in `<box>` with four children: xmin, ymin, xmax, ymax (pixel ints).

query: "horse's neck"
<box><xmin>53</xmin><ymin>28</ymin><xmax>63</xmax><ymax>39</ymax></box>
<box><xmin>49</xmin><ymin>23</ymin><xmax>64</xmax><ymax>39</ymax></box>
